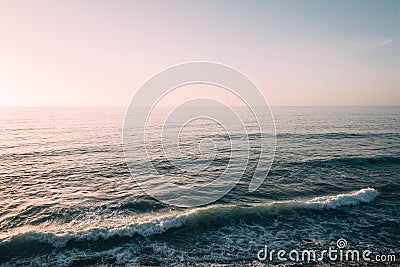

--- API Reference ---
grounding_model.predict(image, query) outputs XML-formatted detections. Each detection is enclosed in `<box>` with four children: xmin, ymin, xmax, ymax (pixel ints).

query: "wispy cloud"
<box><xmin>379</xmin><ymin>39</ymin><xmax>393</xmax><ymax>46</ymax></box>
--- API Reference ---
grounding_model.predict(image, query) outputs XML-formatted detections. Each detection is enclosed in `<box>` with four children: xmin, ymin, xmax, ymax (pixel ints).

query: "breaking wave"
<box><xmin>0</xmin><ymin>188</ymin><xmax>379</xmax><ymax>249</ymax></box>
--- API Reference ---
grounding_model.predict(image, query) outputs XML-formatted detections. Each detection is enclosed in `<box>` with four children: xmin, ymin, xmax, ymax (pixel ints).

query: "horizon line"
<box><xmin>1</xmin><ymin>105</ymin><xmax>400</xmax><ymax>108</ymax></box>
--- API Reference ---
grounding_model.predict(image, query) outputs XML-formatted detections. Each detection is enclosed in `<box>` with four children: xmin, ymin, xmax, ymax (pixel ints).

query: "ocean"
<box><xmin>0</xmin><ymin>106</ymin><xmax>399</xmax><ymax>266</ymax></box>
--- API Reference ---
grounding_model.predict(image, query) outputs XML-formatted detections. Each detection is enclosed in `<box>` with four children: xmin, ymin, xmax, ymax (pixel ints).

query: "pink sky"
<box><xmin>0</xmin><ymin>1</ymin><xmax>399</xmax><ymax>106</ymax></box>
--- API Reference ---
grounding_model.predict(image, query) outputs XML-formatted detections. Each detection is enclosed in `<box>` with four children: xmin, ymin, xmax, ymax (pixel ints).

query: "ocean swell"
<box><xmin>0</xmin><ymin>188</ymin><xmax>379</xmax><ymax>249</ymax></box>
<box><xmin>295</xmin><ymin>187</ymin><xmax>380</xmax><ymax>209</ymax></box>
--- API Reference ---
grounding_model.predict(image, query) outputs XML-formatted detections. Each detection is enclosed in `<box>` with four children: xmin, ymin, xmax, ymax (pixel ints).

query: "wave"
<box><xmin>277</xmin><ymin>132</ymin><xmax>400</xmax><ymax>140</ymax></box>
<box><xmin>0</xmin><ymin>188</ymin><xmax>379</xmax><ymax>249</ymax></box>
<box><xmin>0</xmin><ymin>210</ymin><xmax>196</xmax><ymax>248</ymax></box>
<box><xmin>280</xmin><ymin>155</ymin><xmax>400</xmax><ymax>167</ymax></box>
<box><xmin>293</xmin><ymin>187</ymin><xmax>379</xmax><ymax>209</ymax></box>
<box><xmin>229</xmin><ymin>132</ymin><xmax>400</xmax><ymax>140</ymax></box>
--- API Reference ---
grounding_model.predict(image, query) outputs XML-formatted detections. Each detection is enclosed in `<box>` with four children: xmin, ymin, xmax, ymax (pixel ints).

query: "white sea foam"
<box><xmin>20</xmin><ymin>209</ymin><xmax>198</xmax><ymax>247</ymax></box>
<box><xmin>296</xmin><ymin>187</ymin><xmax>380</xmax><ymax>210</ymax></box>
<box><xmin>1</xmin><ymin>188</ymin><xmax>379</xmax><ymax>247</ymax></box>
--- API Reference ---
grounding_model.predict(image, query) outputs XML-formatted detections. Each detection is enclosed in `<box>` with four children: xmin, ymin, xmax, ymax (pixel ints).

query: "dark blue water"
<box><xmin>0</xmin><ymin>107</ymin><xmax>399</xmax><ymax>266</ymax></box>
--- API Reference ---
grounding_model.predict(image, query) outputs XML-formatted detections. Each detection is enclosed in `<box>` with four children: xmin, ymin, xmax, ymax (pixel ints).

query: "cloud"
<box><xmin>378</xmin><ymin>39</ymin><xmax>393</xmax><ymax>46</ymax></box>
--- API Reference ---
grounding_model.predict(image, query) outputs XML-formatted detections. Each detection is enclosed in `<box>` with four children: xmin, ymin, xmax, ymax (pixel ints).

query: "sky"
<box><xmin>0</xmin><ymin>0</ymin><xmax>399</xmax><ymax>107</ymax></box>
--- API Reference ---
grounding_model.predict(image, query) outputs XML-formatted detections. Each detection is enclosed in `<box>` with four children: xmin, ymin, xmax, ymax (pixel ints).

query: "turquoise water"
<box><xmin>0</xmin><ymin>107</ymin><xmax>399</xmax><ymax>266</ymax></box>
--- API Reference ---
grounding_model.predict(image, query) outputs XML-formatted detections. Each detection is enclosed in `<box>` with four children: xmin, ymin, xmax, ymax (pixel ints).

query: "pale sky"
<box><xmin>0</xmin><ymin>0</ymin><xmax>399</xmax><ymax>106</ymax></box>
